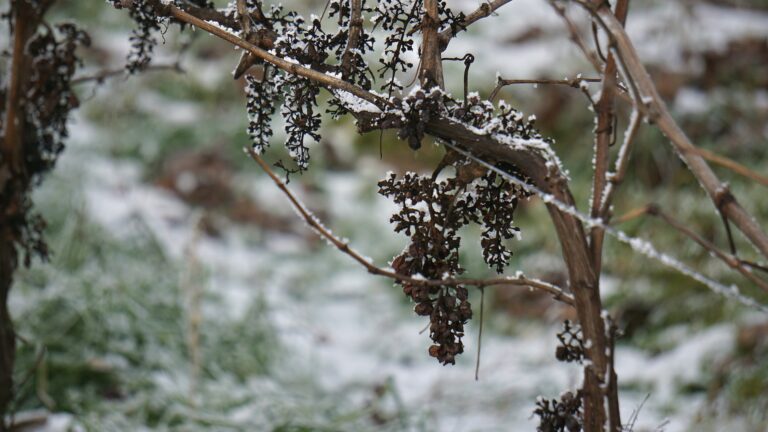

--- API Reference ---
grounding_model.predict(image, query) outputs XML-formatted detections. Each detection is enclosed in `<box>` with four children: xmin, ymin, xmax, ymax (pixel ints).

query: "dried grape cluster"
<box><xmin>373</xmin><ymin>0</ymin><xmax>465</xmax><ymax>93</ymax></box>
<box><xmin>450</xmin><ymin>94</ymin><xmax>544</xmax><ymax>141</ymax></box>
<box><xmin>396</xmin><ymin>87</ymin><xmax>445</xmax><ymax>150</ymax></box>
<box><xmin>534</xmin><ymin>391</ymin><xmax>583</xmax><ymax>432</ymax></box>
<box><xmin>25</xmin><ymin>24</ymin><xmax>90</xmax><ymax>175</ymax></box>
<box><xmin>388</xmin><ymin>87</ymin><xmax>549</xmax><ymax>155</ymax></box>
<box><xmin>243</xmin><ymin>1</ymin><xmax>376</xmax><ymax>170</ymax></box>
<box><xmin>244</xmin><ymin>74</ymin><xmax>278</xmax><ymax>153</ymax></box>
<box><xmin>108</xmin><ymin>0</ymin><xmax>169</xmax><ymax>73</ymax></box>
<box><xmin>379</xmin><ymin>168</ymin><xmax>527</xmax><ymax>364</ymax></box>
<box><xmin>1</xmin><ymin>22</ymin><xmax>90</xmax><ymax>264</ymax></box>
<box><xmin>328</xmin><ymin>0</ymin><xmax>375</xmax><ymax>89</ymax></box>
<box><xmin>555</xmin><ymin>320</ymin><xmax>585</xmax><ymax>363</ymax></box>
<box><xmin>277</xmin><ymin>74</ymin><xmax>321</xmax><ymax>170</ymax></box>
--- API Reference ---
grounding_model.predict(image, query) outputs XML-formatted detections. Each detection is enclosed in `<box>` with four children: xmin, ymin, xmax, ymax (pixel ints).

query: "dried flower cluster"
<box><xmin>109</xmin><ymin>0</ymin><xmax>168</xmax><ymax>73</ymax></box>
<box><xmin>534</xmin><ymin>391</ymin><xmax>583</xmax><ymax>432</ymax></box>
<box><xmin>1</xmin><ymin>22</ymin><xmax>90</xmax><ymax>265</ymax></box>
<box><xmin>244</xmin><ymin>74</ymin><xmax>278</xmax><ymax>153</ymax></box>
<box><xmin>379</xmin><ymin>167</ymin><xmax>527</xmax><ymax>364</ymax></box>
<box><xmin>241</xmin><ymin>0</ymin><xmax>376</xmax><ymax>170</ymax></box>
<box><xmin>372</xmin><ymin>0</ymin><xmax>464</xmax><ymax>93</ymax></box>
<box><xmin>555</xmin><ymin>320</ymin><xmax>585</xmax><ymax>363</ymax></box>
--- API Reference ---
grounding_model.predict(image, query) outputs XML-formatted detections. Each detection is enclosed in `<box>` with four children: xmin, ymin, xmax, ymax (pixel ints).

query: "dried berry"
<box><xmin>555</xmin><ymin>320</ymin><xmax>585</xmax><ymax>363</ymax></box>
<box><xmin>534</xmin><ymin>391</ymin><xmax>583</xmax><ymax>432</ymax></box>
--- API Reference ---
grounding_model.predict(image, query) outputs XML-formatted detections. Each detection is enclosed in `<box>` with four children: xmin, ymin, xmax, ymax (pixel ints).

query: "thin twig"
<box><xmin>549</xmin><ymin>1</ymin><xmax>633</xmax><ymax>107</ymax></box>
<box><xmin>475</xmin><ymin>287</ymin><xmax>485</xmax><ymax>381</ymax></box>
<box><xmin>71</xmin><ymin>62</ymin><xmax>185</xmax><ymax>85</ymax></box>
<box><xmin>245</xmin><ymin>147</ymin><xmax>576</xmax><ymax>305</ymax></box>
<box><xmin>600</xmin><ymin>109</ymin><xmax>643</xmax><ymax>217</ymax></box>
<box><xmin>685</xmin><ymin>147</ymin><xmax>768</xmax><ymax>188</ymax></box>
<box><xmin>549</xmin><ymin>1</ymin><xmax>603</xmax><ymax>73</ymax></box>
<box><xmin>438</xmin><ymin>0</ymin><xmax>514</xmax><ymax>49</ymax></box>
<box><xmin>589</xmin><ymin>0</ymin><xmax>629</xmax><ymax>282</ymax></box>
<box><xmin>489</xmin><ymin>76</ymin><xmax>600</xmax><ymax>104</ymax></box>
<box><xmin>613</xmin><ymin>204</ymin><xmax>768</xmax><ymax>294</ymax></box>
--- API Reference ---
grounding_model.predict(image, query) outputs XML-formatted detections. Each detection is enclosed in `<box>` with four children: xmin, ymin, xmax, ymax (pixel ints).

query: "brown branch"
<box><xmin>2</xmin><ymin>5</ymin><xmax>38</xmax><ymax>175</ymax></box>
<box><xmin>178</xmin><ymin>1</ymin><xmax>241</xmax><ymax>30</ymax></box>
<box><xmin>578</xmin><ymin>0</ymin><xmax>768</xmax><ymax>260</ymax></box>
<box><xmin>340</xmin><ymin>0</ymin><xmax>363</xmax><ymax>80</ymax></box>
<box><xmin>245</xmin><ymin>147</ymin><xmax>575</xmax><ymax>305</ymax></box>
<box><xmin>419</xmin><ymin>0</ymin><xmax>444</xmax><ymax>88</ymax></box>
<box><xmin>599</xmin><ymin>109</ymin><xmax>642</xmax><ymax>217</ymax></box>
<box><xmin>490</xmin><ymin>76</ymin><xmax>600</xmax><ymax>105</ymax></box>
<box><xmin>588</xmin><ymin>0</ymin><xmax>629</xmax><ymax>287</ymax></box>
<box><xmin>1</xmin><ymin>2</ymin><xmax>45</xmax><ymax>426</ymax></box>
<box><xmin>71</xmin><ymin>62</ymin><xmax>185</xmax><ymax>85</ymax></box>
<box><xmin>156</xmin><ymin>2</ymin><xmax>387</xmax><ymax>107</ymax></box>
<box><xmin>685</xmin><ymin>147</ymin><xmax>768</xmax><ymax>188</ymax></box>
<box><xmin>438</xmin><ymin>0</ymin><xmax>514</xmax><ymax>50</ymax></box>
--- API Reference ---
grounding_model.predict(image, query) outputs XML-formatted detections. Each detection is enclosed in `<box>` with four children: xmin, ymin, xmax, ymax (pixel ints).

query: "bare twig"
<box><xmin>613</xmin><ymin>204</ymin><xmax>768</xmax><ymax>294</ymax></box>
<box><xmin>71</xmin><ymin>62</ymin><xmax>185</xmax><ymax>85</ymax></box>
<box><xmin>588</xmin><ymin>0</ymin><xmax>630</xmax><ymax>287</ymax></box>
<box><xmin>438</xmin><ymin>0</ymin><xmax>514</xmax><ymax>49</ymax></box>
<box><xmin>599</xmin><ymin>109</ymin><xmax>643</xmax><ymax>217</ymax></box>
<box><xmin>549</xmin><ymin>1</ymin><xmax>603</xmax><ymax>73</ymax></box>
<box><xmin>245</xmin><ymin>147</ymin><xmax>575</xmax><ymax>305</ymax></box>
<box><xmin>685</xmin><ymin>147</ymin><xmax>768</xmax><ymax>188</ymax></box>
<box><xmin>490</xmin><ymin>76</ymin><xmax>600</xmax><ymax>105</ymax></box>
<box><xmin>475</xmin><ymin>287</ymin><xmax>485</xmax><ymax>381</ymax></box>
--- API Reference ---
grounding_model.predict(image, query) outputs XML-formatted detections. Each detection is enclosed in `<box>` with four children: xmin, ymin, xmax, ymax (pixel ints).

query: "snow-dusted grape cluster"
<box><xmin>379</xmin><ymin>168</ymin><xmax>526</xmax><ymax>364</ymax></box>
<box><xmin>245</xmin><ymin>74</ymin><xmax>278</xmax><ymax>153</ymax></box>
<box><xmin>109</xmin><ymin>0</ymin><xmax>170</xmax><ymax>73</ymax></box>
